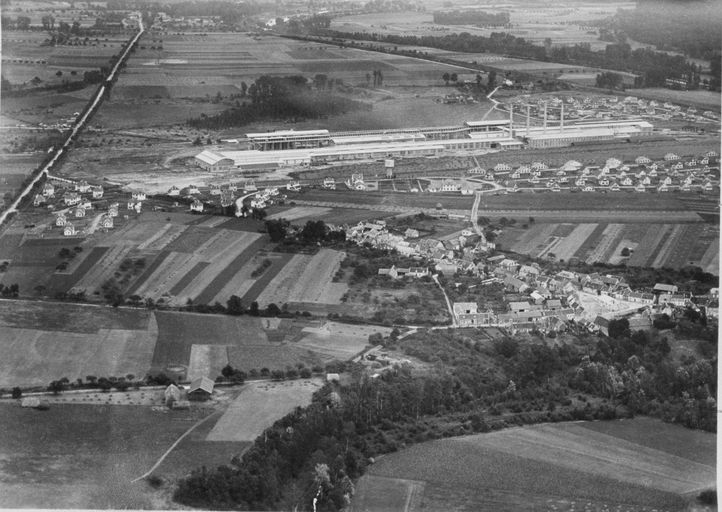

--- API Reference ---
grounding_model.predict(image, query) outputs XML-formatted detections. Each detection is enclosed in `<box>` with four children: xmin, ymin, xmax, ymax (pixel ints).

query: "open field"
<box><xmin>624</xmin><ymin>88</ymin><xmax>721</xmax><ymax>110</ymax></box>
<box><xmin>497</xmin><ymin>222</ymin><xmax>718</xmax><ymax>271</ymax></box>
<box><xmin>0</xmin><ymin>402</ymin><xmax>211</xmax><ymax>509</ymax></box>
<box><xmin>354</xmin><ymin>418</ymin><xmax>715</xmax><ymax>512</ymax></box>
<box><xmin>206</xmin><ymin>379</ymin><xmax>322</xmax><ymax>442</ymax></box>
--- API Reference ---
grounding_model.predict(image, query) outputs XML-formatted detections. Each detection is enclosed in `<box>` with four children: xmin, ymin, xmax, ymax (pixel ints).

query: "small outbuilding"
<box><xmin>188</xmin><ymin>376</ymin><xmax>214</xmax><ymax>401</ymax></box>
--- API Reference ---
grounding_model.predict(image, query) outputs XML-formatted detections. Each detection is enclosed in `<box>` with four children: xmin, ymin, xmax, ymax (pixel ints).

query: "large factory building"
<box><xmin>194</xmin><ymin>117</ymin><xmax>652</xmax><ymax>172</ymax></box>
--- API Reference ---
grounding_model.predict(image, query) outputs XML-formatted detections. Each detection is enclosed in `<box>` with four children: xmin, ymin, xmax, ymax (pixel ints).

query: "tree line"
<box><xmin>313</xmin><ymin>29</ymin><xmax>696</xmax><ymax>88</ymax></box>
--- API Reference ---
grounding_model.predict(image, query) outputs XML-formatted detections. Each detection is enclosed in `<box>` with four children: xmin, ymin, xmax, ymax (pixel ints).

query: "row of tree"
<box><xmin>313</xmin><ymin>29</ymin><xmax>696</xmax><ymax>88</ymax></box>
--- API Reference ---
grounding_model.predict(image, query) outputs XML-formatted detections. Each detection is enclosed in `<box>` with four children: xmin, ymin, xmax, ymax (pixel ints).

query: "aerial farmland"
<box><xmin>0</xmin><ymin>0</ymin><xmax>718</xmax><ymax>511</ymax></box>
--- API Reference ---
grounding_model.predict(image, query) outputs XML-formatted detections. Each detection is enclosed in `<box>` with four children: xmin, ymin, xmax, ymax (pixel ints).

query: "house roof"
<box><xmin>189</xmin><ymin>376</ymin><xmax>214</xmax><ymax>394</ymax></box>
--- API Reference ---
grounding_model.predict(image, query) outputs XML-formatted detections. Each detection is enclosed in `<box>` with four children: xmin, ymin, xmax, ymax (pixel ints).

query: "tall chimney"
<box><xmin>560</xmin><ymin>102</ymin><xmax>564</xmax><ymax>133</ymax></box>
<box><xmin>509</xmin><ymin>104</ymin><xmax>513</xmax><ymax>134</ymax></box>
<box><xmin>526</xmin><ymin>104</ymin><xmax>531</xmax><ymax>136</ymax></box>
<box><xmin>543</xmin><ymin>102</ymin><xmax>548</xmax><ymax>134</ymax></box>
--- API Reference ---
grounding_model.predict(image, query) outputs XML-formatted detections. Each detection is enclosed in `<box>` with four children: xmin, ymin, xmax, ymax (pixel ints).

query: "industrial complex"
<box><xmin>195</xmin><ymin>116</ymin><xmax>655</xmax><ymax>172</ymax></box>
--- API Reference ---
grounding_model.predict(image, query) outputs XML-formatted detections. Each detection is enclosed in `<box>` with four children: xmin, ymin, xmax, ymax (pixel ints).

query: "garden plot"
<box><xmin>699</xmin><ymin>242</ymin><xmax>719</xmax><ymax>275</ymax></box>
<box><xmin>651</xmin><ymin>224</ymin><xmax>686</xmax><ymax>269</ymax></box>
<box><xmin>69</xmin><ymin>244</ymin><xmax>134</xmax><ymax>295</ymax></box>
<box><xmin>509</xmin><ymin>224</ymin><xmax>557</xmax><ymax>255</ymax></box>
<box><xmin>548</xmin><ymin>223</ymin><xmax>598</xmax><ymax>261</ymax></box>
<box><xmin>584</xmin><ymin>223</ymin><xmax>625</xmax><ymax>264</ymax></box>
<box><xmin>628</xmin><ymin>225</ymin><xmax>672</xmax><ymax>267</ymax></box>
<box><xmin>206</xmin><ymin>379</ymin><xmax>322</xmax><ymax>442</ymax></box>
<box><xmin>257</xmin><ymin>249</ymin><xmax>348</xmax><ymax>306</ymax></box>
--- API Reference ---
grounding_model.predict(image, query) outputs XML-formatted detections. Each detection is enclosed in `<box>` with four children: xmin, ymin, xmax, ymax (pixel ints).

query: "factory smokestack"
<box><xmin>560</xmin><ymin>102</ymin><xmax>564</xmax><ymax>133</ymax></box>
<box><xmin>543</xmin><ymin>102</ymin><xmax>547</xmax><ymax>134</ymax></box>
<box><xmin>509</xmin><ymin>105</ymin><xmax>513</xmax><ymax>134</ymax></box>
<box><xmin>526</xmin><ymin>104</ymin><xmax>530</xmax><ymax>136</ymax></box>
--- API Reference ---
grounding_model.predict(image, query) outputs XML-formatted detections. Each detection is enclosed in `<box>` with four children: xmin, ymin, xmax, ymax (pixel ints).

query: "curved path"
<box><xmin>131</xmin><ymin>409</ymin><xmax>223</xmax><ymax>483</ymax></box>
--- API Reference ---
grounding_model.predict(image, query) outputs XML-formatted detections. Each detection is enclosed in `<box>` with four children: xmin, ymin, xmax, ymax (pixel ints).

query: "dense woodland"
<box><xmin>174</xmin><ymin>307</ymin><xmax>716</xmax><ymax>511</ymax></box>
<box><xmin>187</xmin><ymin>75</ymin><xmax>369</xmax><ymax>130</ymax></box>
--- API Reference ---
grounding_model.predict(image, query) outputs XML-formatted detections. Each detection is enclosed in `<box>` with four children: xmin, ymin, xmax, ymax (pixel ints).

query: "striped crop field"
<box><xmin>500</xmin><ymin>223</ymin><xmax>718</xmax><ymax>273</ymax></box>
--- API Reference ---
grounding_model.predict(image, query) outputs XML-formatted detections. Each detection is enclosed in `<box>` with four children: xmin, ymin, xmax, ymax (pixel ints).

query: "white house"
<box><xmin>63</xmin><ymin>223</ymin><xmax>76</xmax><ymax>236</ymax></box>
<box><xmin>55</xmin><ymin>213</ymin><xmax>67</xmax><ymax>227</ymax></box>
<box><xmin>75</xmin><ymin>180</ymin><xmax>91</xmax><ymax>193</ymax></box>
<box><xmin>63</xmin><ymin>191</ymin><xmax>81</xmax><ymax>206</ymax></box>
<box><xmin>101</xmin><ymin>215</ymin><xmax>114</xmax><ymax>228</ymax></box>
<box><xmin>131</xmin><ymin>191</ymin><xmax>147</xmax><ymax>201</ymax></box>
<box><xmin>190</xmin><ymin>199</ymin><xmax>204</xmax><ymax>212</ymax></box>
<box><xmin>168</xmin><ymin>186</ymin><xmax>181</xmax><ymax>196</ymax></box>
<box><xmin>91</xmin><ymin>186</ymin><xmax>104</xmax><ymax>199</ymax></box>
<box><xmin>42</xmin><ymin>182</ymin><xmax>55</xmax><ymax>197</ymax></box>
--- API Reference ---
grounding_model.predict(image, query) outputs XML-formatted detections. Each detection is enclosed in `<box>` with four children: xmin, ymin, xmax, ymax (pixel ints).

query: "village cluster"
<box><xmin>505</xmin><ymin>94</ymin><xmax>721</xmax><ymax>126</ymax></box>
<box><xmin>472</xmin><ymin>151</ymin><xmax>719</xmax><ymax>193</ymax></box>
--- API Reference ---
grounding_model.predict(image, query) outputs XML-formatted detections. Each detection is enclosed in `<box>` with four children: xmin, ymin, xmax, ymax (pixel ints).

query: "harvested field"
<box><xmin>293</xmin><ymin>321</ymin><xmax>375</xmax><ymax>361</ymax></box>
<box><xmin>0</xmin><ymin>307</ymin><xmax>156</xmax><ymax>388</ymax></box>
<box><xmin>256</xmin><ymin>249</ymin><xmax>347</xmax><ymax>306</ymax></box>
<box><xmin>226</xmin><ymin>343</ymin><xmax>322</xmax><ymax>372</ymax></box>
<box><xmin>187</xmin><ymin>344</ymin><xmax>229</xmax><ymax>382</ymax></box>
<box><xmin>266</xmin><ymin>206</ymin><xmax>332</xmax><ymax>221</ymax></box>
<box><xmin>164</xmin><ymin>225</ymin><xmax>216</xmax><ymax>253</ymax></box>
<box><xmin>206</xmin><ymin>379</ymin><xmax>322</xmax><ymax>442</ymax></box>
<box><xmin>359</xmin><ymin>419</ymin><xmax>715</xmax><ymax>512</ymax></box>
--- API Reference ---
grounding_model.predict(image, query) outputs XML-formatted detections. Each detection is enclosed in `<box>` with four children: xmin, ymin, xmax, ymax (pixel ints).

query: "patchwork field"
<box><xmin>206</xmin><ymin>379</ymin><xmax>322</xmax><ymax>442</ymax></box>
<box><xmin>496</xmin><ymin>222</ymin><xmax>719</xmax><ymax>273</ymax></box>
<box><xmin>354</xmin><ymin>418</ymin><xmax>715</xmax><ymax>512</ymax></box>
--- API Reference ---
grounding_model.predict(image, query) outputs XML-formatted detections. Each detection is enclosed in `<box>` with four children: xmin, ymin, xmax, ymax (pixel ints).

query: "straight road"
<box><xmin>0</xmin><ymin>20</ymin><xmax>145</xmax><ymax>227</ymax></box>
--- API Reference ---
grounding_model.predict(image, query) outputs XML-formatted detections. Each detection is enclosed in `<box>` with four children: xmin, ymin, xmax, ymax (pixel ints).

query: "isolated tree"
<box><xmin>365</xmin><ymin>72</ymin><xmax>371</xmax><ymax>86</ymax></box>
<box><xmin>249</xmin><ymin>301</ymin><xmax>260</xmax><ymax>316</ymax></box>
<box><xmin>11</xmin><ymin>387</ymin><xmax>22</xmax><ymax>399</ymax></box>
<box><xmin>442</xmin><ymin>72</ymin><xmax>450</xmax><ymax>85</ymax></box>
<box><xmin>266</xmin><ymin>303</ymin><xmax>281</xmax><ymax>317</ymax></box>
<box><xmin>227</xmin><ymin>295</ymin><xmax>244</xmax><ymax>315</ymax></box>
<box><xmin>450</xmin><ymin>72</ymin><xmax>458</xmax><ymax>83</ymax></box>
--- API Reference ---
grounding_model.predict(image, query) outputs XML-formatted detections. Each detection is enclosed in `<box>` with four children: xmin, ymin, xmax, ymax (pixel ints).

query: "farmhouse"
<box><xmin>188</xmin><ymin>376</ymin><xmax>214</xmax><ymax>401</ymax></box>
<box><xmin>164</xmin><ymin>383</ymin><xmax>182</xmax><ymax>406</ymax></box>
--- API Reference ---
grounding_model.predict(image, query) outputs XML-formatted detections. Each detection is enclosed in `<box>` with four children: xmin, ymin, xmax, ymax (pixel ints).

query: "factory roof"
<box><xmin>195</xmin><ymin>150</ymin><xmax>234</xmax><ymax>165</ymax></box>
<box><xmin>465</xmin><ymin>120</ymin><xmax>510</xmax><ymax>127</ymax></box>
<box><xmin>245</xmin><ymin>129</ymin><xmax>330</xmax><ymax>139</ymax></box>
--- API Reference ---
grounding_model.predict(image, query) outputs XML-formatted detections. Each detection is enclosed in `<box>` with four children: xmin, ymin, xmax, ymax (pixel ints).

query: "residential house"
<box><xmin>108</xmin><ymin>203</ymin><xmax>119</xmax><ymax>217</ymax></box>
<box><xmin>63</xmin><ymin>223</ymin><xmax>76</xmax><ymax>236</ymax></box>
<box><xmin>73</xmin><ymin>206</ymin><xmax>85</xmax><ymax>218</ymax></box>
<box><xmin>75</xmin><ymin>180</ymin><xmax>91</xmax><ymax>193</ymax></box>
<box><xmin>435</xmin><ymin>261</ymin><xmax>459</xmax><ymax>275</ymax></box>
<box><xmin>190</xmin><ymin>199</ymin><xmax>204</xmax><ymax>212</ymax></box>
<box><xmin>33</xmin><ymin>194</ymin><xmax>46</xmax><ymax>207</ymax></box>
<box><xmin>55</xmin><ymin>213</ymin><xmax>67</xmax><ymax>227</ymax></box>
<box><xmin>101</xmin><ymin>215</ymin><xmax>114</xmax><ymax>229</ymax></box>
<box><xmin>168</xmin><ymin>186</ymin><xmax>181</xmax><ymax>196</ymax></box>
<box><xmin>131</xmin><ymin>191</ymin><xmax>147</xmax><ymax>201</ymax></box>
<box><xmin>42</xmin><ymin>182</ymin><xmax>55</xmax><ymax>197</ymax></box>
<box><xmin>91</xmin><ymin>186</ymin><xmax>104</xmax><ymax>199</ymax></box>
<box><xmin>653</xmin><ymin>283</ymin><xmax>678</xmax><ymax>294</ymax></box>
<box><xmin>63</xmin><ymin>191</ymin><xmax>81</xmax><ymax>206</ymax></box>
